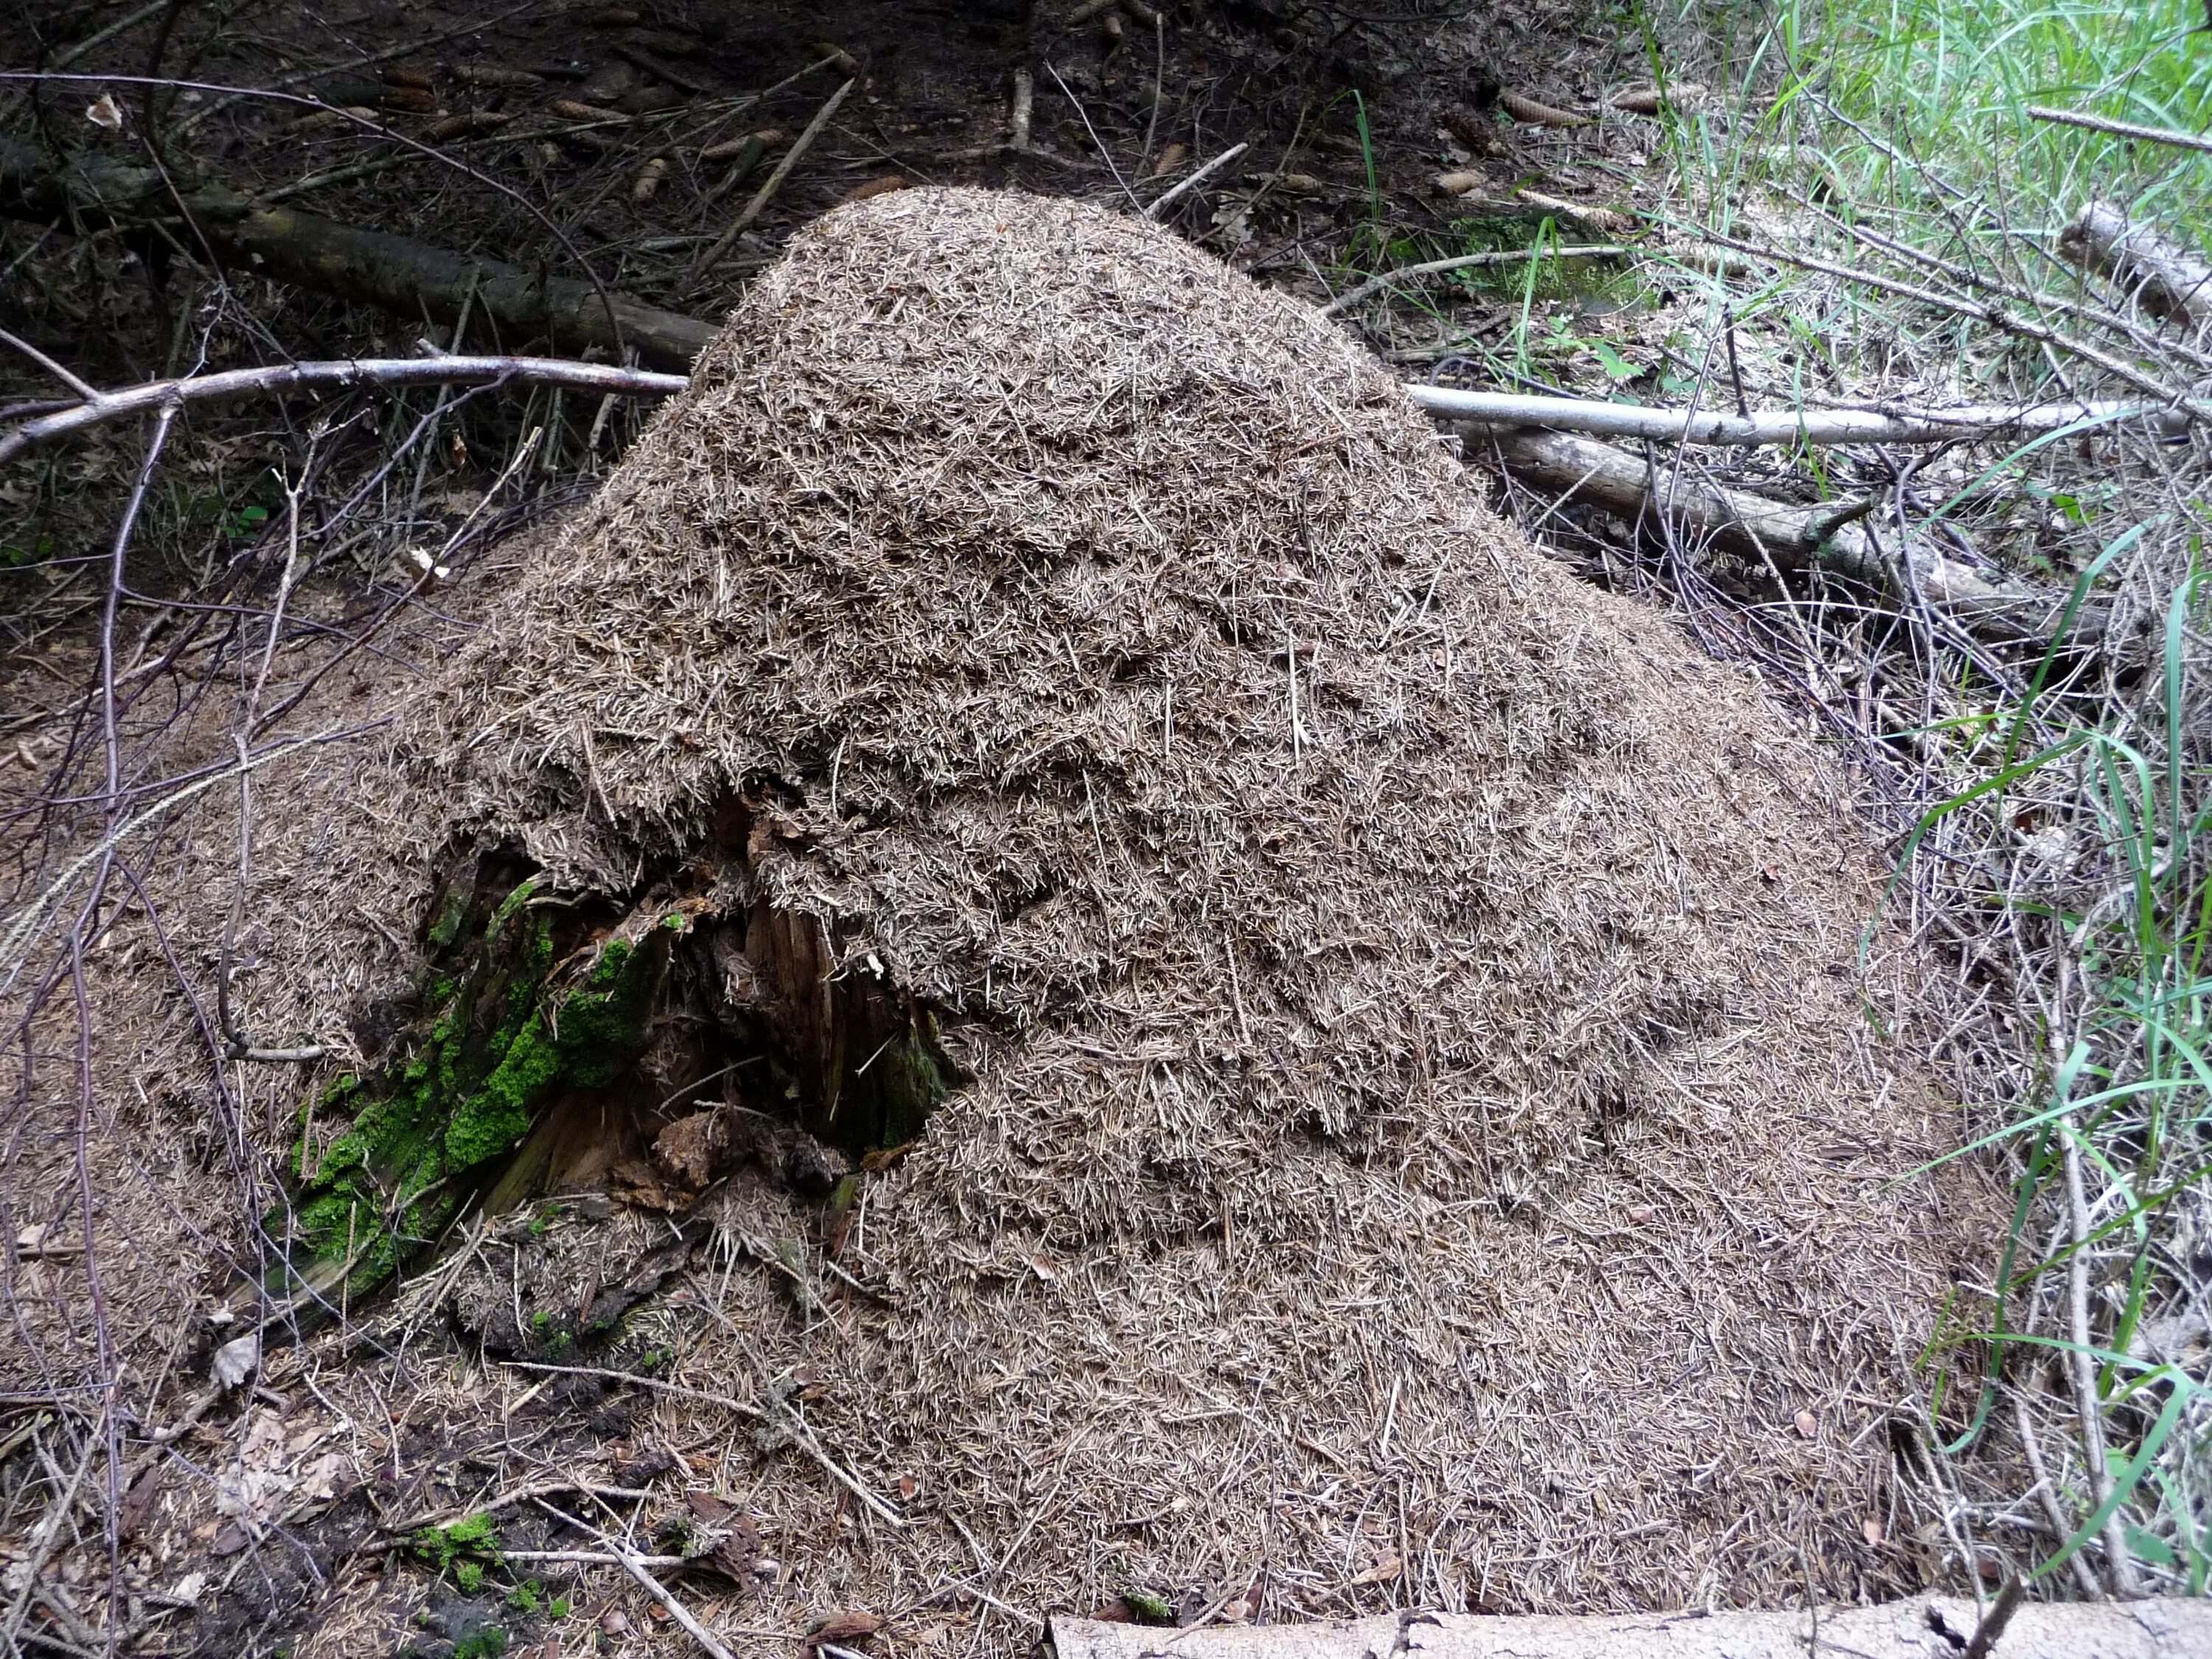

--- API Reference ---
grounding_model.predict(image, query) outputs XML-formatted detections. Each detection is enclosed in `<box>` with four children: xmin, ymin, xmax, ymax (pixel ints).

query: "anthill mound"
<box><xmin>49</xmin><ymin>188</ymin><xmax>1997</xmax><ymax>1638</ymax></box>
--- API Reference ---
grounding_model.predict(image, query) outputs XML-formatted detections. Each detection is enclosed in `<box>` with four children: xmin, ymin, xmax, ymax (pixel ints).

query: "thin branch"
<box><xmin>0</xmin><ymin>355</ymin><xmax>686</xmax><ymax>465</ymax></box>
<box><xmin>2025</xmin><ymin>104</ymin><xmax>2212</xmax><ymax>156</ymax></box>
<box><xmin>1412</xmin><ymin>386</ymin><xmax>2191</xmax><ymax>444</ymax></box>
<box><xmin>1144</xmin><ymin>142</ymin><xmax>1248</xmax><ymax>219</ymax></box>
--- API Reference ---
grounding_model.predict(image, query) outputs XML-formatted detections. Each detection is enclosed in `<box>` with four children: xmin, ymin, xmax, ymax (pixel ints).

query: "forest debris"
<box><xmin>2059</xmin><ymin>199</ymin><xmax>2212</xmax><ymax>328</ymax></box>
<box><xmin>586</xmin><ymin>6</ymin><xmax>640</xmax><ymax>24</ymax></box>
<box><xmin>1151</xmin><ymin>142</ymin><xmax>1186</xmax><ymax>175</ymax></box>
<box><xmin>454</xmin><ymin>63</ymin><xmax>545</xmax><ymax>88</ymax></box>
<box><xmin>1326</xmin><ymin>245</ymin><xmax>1623</xmax><ymax>316</ymax></box>
<box><xmin>381</xmin><ymin>64</ymin><xmax>434</xmax><ymax>91</ymax></box>
<box><xmin>1610</xmin><ymin>81</ymin><xmax>1705</xmax><ymax>114</ymax></box>
<box><xmin>1124</xmin><ymin>0</ymin><xmax>1163</xmax><ymax>23</ymax></box>
<box><xmin>378</xmin><ymin>84</ymin><xmax>438</xmax><ymax>113</ymax></box>
<box><xmin>693</xmin><ymin>77</ymin><xmax>856</xmax><ymax>275</ymax></box>
<box><xmin>210</xmin><ymin>1332</ymin><xmax>259</xmax><ymax>1388</ymax></box>
<box><xmin>2028</xmin><ymin>103</ymin><xmax>2212</xmax><ymax>157</ymax></box>
<box><xmin>1498</xmin><ymin>88</ymin><xmax>1590</xmax><ymax>128</ymax></box>
<box><xmin>1101</xmin><ymin>10</ymin><xmax>1126</xmax><ymax>44</ymax></box>
<box><xmin>843</xmin><ymin>174</ymin><xmax>907</xmax><ymax>204</ymax></box>
<box><xmin>632</xmin><ymin>156</ymin><xmax>669</xmax><ymax>203</ymax></box>
<box><xmin>613</xmin><ymin>42</ymin><xmax>710</xmax><ymax>97</ymax></box>
<box><xmin>1065</xmin><ymin>0</ymin><xmax>1120</xmax><ymax>24</ymax></box>
<box><xmin>549</xmin><ymin>97</ymin><xmax>630</xmax><ymax>122</ymax></box>
<box><xmin>0</xmin><ymin>136</ymin><xmax>717</xmax><ymax>370</ymax></box>
<box><xmin>1433</xmin><ymin>170</ymin><xmax>1489</xmax><ymax>195</ymax></box>
<box><xmin>423</xmin><ymin>110</ymin><xmax>515</xmax><ymax>141</ymax></box>
<box><xmin>703</xmin><ymin>128</ymin><xmax>781</xmax><ymax>161</ymax></box>
<box><xmin>1444</xmin><ymin>110</ymin><xmax>1509</xmax><ymax>155</ymax></box>
<box><xmin>84</xmin><ymin>93</ymin><xmax>125</xmax><ymax>132</ymax></box>
<box><xmin>1514</xmin><ymin>188</ymin><xmax>1635</xmax><ymax>234</ymax></box>
<box><xmin>814</xmin><ymin>41</ymin><xmax>863</xmax><ymax>77</ymax></box>
<box><xmin>992</xmin><ymin>72</ymin><xmax>1026</xmax><ymax>155</ymax></box>
<box><xmin>1474</xmin><ymin>426</ymin><xmax>2116</xmax><ymax>647</ymax></box>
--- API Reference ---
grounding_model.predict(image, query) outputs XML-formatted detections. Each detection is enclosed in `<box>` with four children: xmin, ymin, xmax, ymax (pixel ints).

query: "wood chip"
<box><xmin>1498</xmin><ymin>88</ymin><xmax>1590</xmax><ymax>128</ymax></box>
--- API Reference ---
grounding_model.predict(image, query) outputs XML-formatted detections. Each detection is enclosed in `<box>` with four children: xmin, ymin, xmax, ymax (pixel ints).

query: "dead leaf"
<box><xmin>653</xmin><ymin>1110</ymin><xmax>728</xmax><ymax>1188</ymax></box>
<box><xmin>1151</xmin><ymin>142</ymin><xmax>1187</xmax><ymax>176</ymax></box>
<box><xmin>895</xmin><ymin>1475</ymin><xmax>917</xmax><ymax>1500</ymax></box>
<box><xmin>85</xmin><ymin>93</ymin><xmax>125</xmax><ymax>131</ymax></box>
<box><xmin>1795</xmin><ymin>1408</ymin><xmax>1819</xmax><ymax>1438</ymax></box>
<box><xmin>1862</xmin><ymin>1516</ymin><xmax>1885</xmax><ymax>1545</ymax></box>
<box><xmin>1624</xmin><ymin>1203</ymin><xmax>1655</xmax><ymax>1225</ymax></box>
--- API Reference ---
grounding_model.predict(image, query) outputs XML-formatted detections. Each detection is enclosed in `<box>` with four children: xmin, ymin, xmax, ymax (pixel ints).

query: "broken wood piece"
<box><xmin>693</xmin><ymin>77</ymin><xmax>855</xmax><ymax>276</ymax></box>
<box><xmin>1010</xmin><ymin>68</ymin><xmax>1034</xmax><ymax>151</ymax></box>
<box><xmin>1498</xmin><ymin>89</ymin><xmax>1590</xmax><ymax>128</ymax></box>
<box><xmin>1324</xmin><ymin>246</ymin><xmax>1625</xmax><ymax>316</ymax></box>
<box><xmin>1476</xmin><ymin>426</ymin><xmax>2115</xmax><ymax>647</ymax></box>
<box><xmin>704</xmin><ymin>134</ymin><xmax>768</xmax><ymax>203</ymax></box>
<box><xmin>1053</xmin><ymin>1599</ymin><xmax>2212</xmax><ymax>1659</ymax></box>
<box><xmin>2059</xmin><ymin>198</ymin><xmax>2212</xmax><ymax>327</ymax></box>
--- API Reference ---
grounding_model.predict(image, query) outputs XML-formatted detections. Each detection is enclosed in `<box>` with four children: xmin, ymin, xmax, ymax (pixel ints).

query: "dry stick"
<box><xmin>1964</xmin><ymin>1576</ymin><xmax>2029</xmax><ymax>1659</ymax></box>
<box><xmin>0</xmin><ymin>355</ymin><xmax>686</xmax><ymax>466</ymax></box>
<box><xmin>2025</xmin><ymin>104</ymin><xmax>2212</xmax><ymax>156</ymax></box>
<box><xmin>1409</xmin><ymin>385</ymin><xmax>2191</xmax><ymax>444</ymax></box>
<box><xmin>1009</xmin><ymin>67</ymin><xmax>1034</xmax><ymax>151</ymax></box>
<box><xmin>1144</xmin><ymin>140</ymin><xmax>1248</xmax><ymax>218</ymax></box>
<box><xmin>534</xmin><ymin>1498</ymin><xmax>738</xmax><ymax>1659</ymax></box>
<box><xmin>2014</xmin><ymin>1397</ymin><xmax>2108</xmax><ymax>1599</ymax></box>
<box><xmin>693</xmin><ymin>77</ymin><xmax>855</xmax><ymax>276</ymax></box>
<box><xmin>1323</xmin><ymin>245</ymin><xmax>1624</xmax><ymax>316</ymax></box>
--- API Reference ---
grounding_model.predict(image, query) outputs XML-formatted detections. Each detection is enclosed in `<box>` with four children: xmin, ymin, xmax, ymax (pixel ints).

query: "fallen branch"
<box><xmin>0</xmin><ymin>135</ymin><xmax>717</xmax><ymax>371</ymax></box>
<box><xmin>1411</xmin><ymin>385</ymin><xmax>2192</xmax><ymax>444</ymax></box>
<box><xmin>2026</xmin><ymin>104</ymin><xmax>2212</xmax><ymax>156</ymax></box>
<box><xmin>693</xmin><ymin>77</ymin><xmax>855</xmax><ymax>275</ymax></box>
<box><xmin>1052</xmin><ymin>1599</ymin><xmax>2212</xmax><ymax>1659</ymax></box>
<box><xmin>1323</xmin><ymin>246</ymin><xmax>1626</xmax><ymax>316</ymax></box>
<box><xmin>0</xmin><ymin>356</ymin><xmax>688</xmax><ymax>467</ymax></box>
<box><xmin>2059</xmin><ymin>199</ymin><xmax>2212</xmax><ymax>329</ymax></box>
<box><xmin>535</xmin><ymin>1499</ymin><xmax>737</xmax><ymax>1659</ymax></box>
<box><xmin>1479</xmin><ymin>428</ymin><xmax>2115</xmax><ymax>647</ymax></box>
<box><xmin>1144</xmin><ymin>142</ymin><xmax>1248</xmax><ymax>218</ymax></box>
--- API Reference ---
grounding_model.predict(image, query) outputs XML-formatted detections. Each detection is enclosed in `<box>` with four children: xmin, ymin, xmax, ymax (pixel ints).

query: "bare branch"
<box><xmin>0</xmin><ymin>355</ymin><xmax>686</xmax><ymax>465</ymax></box>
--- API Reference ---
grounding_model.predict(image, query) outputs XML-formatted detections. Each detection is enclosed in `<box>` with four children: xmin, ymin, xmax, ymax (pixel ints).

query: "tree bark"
<box><xmin>0</xmin><ymin>136</ymin><xmax>717</xmax><ymax>370</ymax></box>
<box><xmin>1051</xmin><ymin>1599</ymin><xmax>2212</xmax><ymax>1659</ymax></box>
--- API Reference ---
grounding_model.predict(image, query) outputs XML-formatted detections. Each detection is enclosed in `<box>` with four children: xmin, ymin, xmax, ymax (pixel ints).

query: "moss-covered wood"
<box><xmin>288</xmin><ymin>860</ymin><xmax>674</xmax><ymax>1290</ymax></box>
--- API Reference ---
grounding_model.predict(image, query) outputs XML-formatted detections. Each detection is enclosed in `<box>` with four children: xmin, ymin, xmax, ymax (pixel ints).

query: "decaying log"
<box><xmin>2059</xmin><ymin>199</ymin><xmax>2212</xmax><ymax>330</ymax></box>
<box><xmin>1051</xmin><ymin>1599</ymin><xmax>2212</xmax><ymax>1659</ymax></box>
<box><xmin>1480</xmin><ymin>427</ymin><xmax>2117</xmax><ymax>647</ymax></box>
<box><xmin>1412</xmin><ymin>384</ymin><xmax>2192</xmax><ymax>444</ymax></box>
<box><xmin>0</xmin><ymin>136</ymin><xmax>717</xmax><ymax>370</ymax></box>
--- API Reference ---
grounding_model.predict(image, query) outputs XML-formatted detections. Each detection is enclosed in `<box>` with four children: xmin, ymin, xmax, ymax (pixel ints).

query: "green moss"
<box><xmin>280</xmin><ymin>870</ymin><xmax>668</xmax><ymax>1293</ymax></box>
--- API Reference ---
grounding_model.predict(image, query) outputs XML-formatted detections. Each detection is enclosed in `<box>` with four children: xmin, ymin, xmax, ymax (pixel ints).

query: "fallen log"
<box><xmin>2058</xmin><ymin>198</ymin><xmax>2212</xmax><ymax>330</ymax></box>
<box><xmin>1411</xmin><ymin>384</ymin><xmax>2192</xmax><ymax>442</ymax></box>
<box><xmin>1051</xmin><ymin>1599</ymin><xmax>2212</xmax><ymax>1659</ymax></box>
<box><xmin>1477</xmin><ymin>427</ymin><xmax>2117</xmax><ymax>647</ymax></box>
<box><xmin>0</xmin><ymin>136</ymin><xmax>716</xmax><ymax>371</ymax></box>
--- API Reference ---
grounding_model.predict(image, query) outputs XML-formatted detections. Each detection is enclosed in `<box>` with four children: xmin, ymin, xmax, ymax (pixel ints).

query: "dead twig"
<box><xmin>0</xmin><ymin>355</ymin><xmax>686</xmax><ymax>466</ymax></box>
<box><xmin>692</xmin><ymin>77</ymin><xmax>855</xmax><ymax>276</ymax></box>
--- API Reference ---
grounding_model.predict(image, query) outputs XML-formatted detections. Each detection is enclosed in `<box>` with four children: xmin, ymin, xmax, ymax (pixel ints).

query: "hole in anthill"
<box><xmin>293</xmin><ymin>805</ymin><xmax>958</xmax><ymax>1293</ymax></box>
